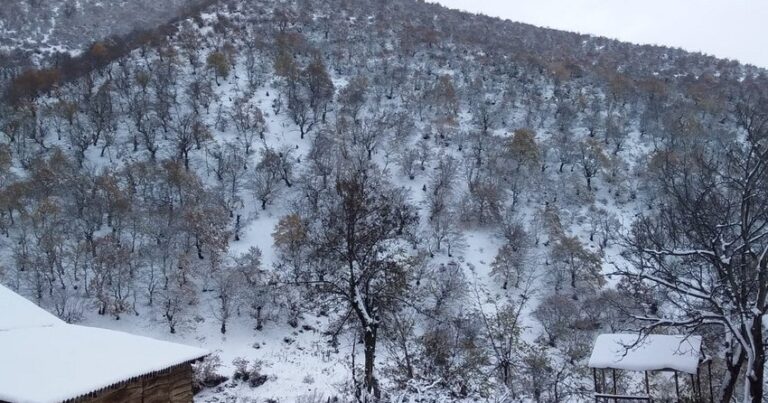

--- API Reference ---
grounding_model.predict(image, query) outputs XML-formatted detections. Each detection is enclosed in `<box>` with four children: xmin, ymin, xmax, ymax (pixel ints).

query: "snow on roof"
<box><xmin>0</xmin><ymin>284</ymin><xmax>63</xmax><ymax>331</ymax></box>
<box><xmin>588</xmin><ymin>333</ymin><xmax>702</xmax><ymax>374</ymax></box>
<box><xmin>0</xmin><ymin>284</ymin><xmax>208</xmax><ymax>403</ymax></box>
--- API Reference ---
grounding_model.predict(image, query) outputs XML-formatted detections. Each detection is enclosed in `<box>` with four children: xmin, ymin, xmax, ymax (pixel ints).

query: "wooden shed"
<box><xmin>0</xmin><ymin>284</ymin><xmax>208</xmax><ymax>403</ymax></box>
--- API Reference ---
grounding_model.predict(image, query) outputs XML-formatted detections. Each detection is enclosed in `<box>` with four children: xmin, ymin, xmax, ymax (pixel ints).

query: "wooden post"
<box><xmin>674</xmin><ymin>372</ymin><xmax>680</xmax><ymax>403</ymax></box>
<box><xmin>612</xmin><ymin>369</ymin><xmax>618</xmax><ymax>400</ymax></box>
<box><xmin>593</xmin><ymin>368</ymin><xmax>600</xmax><ymax>403</ymax></box>
<box><xmin>697</xmin><ymin>372</ymin><xmax>702</xmax><ymax>401</ymax></box>
<box><xmin>593</xmin><ymin>368</ymin><xmax>600</xmax><ymax>394</ymax></box>
<box><xmin>690</xmin><ymin>374</ymin><xmax>697</xmax><ymax>401</ymax></box>
<box><xmin>644</xmin><ymin>371</ymin><xmax>650</xmax><ymax>397</ymax></box>
<box><xmin>601</xmin><ymin>369</ymin><xmax>607</xmax><ymax>396</ymax></box>
<box><xmin>698</xmin><ymin>371</ymin><xmax>704</xmax><ymax>402</ymax></box>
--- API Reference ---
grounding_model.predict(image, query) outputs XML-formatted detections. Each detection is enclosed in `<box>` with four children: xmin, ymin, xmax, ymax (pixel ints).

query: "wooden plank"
<box><xmin>67</xmin><ymin>363</ymin><xmax>196</xmax><ymax>403</ymax></box>
<box><xmin>142</xmin><ymin>370</ymin><xmax>173</xmax><ymax>403</ymax></box>
<box><xmin>169</xmin><ymin>365</ymin><xmax>194</xmax><ymax>402</ymax></box>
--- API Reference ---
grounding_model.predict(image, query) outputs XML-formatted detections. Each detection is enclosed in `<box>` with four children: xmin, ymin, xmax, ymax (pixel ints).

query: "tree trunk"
<box><xmin>749</xmin><ymin>317</ymin><xmax>764</xmax><ymax>403</ymax></box>
<box><xmin>255</xmin><ymin>306</ymin><xmax>263</xmax><ymax>330</ymax></box>
<box><xmin>363</xmin><ymin>325</ymin><xmax>381</xmax><ymax>400</ymax></box>
<box><xmin>195</xmin><ymin>236</ymin><xmax>204</xmax><ymax>259</ymax></box>
<box><xmin>570</xmin><ymin>267</ymin><xmax>577</xmax><ymax>289</ymax></box>
<box><xmin>721</xmin><ymin>344</ymin><xmax>745</xmax><ymax>403</ymax></box>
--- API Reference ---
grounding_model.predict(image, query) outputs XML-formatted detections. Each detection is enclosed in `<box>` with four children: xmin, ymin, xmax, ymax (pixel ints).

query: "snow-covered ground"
<box><xmin>0</xmin><ymin>1</ymin><xmax>696</xmax><ymax>401</ymax></box>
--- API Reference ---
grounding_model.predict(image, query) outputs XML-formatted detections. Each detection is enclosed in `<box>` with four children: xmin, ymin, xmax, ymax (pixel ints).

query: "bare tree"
<box><xmin>491</xmin><ymin>223</ymin><xmax>529</xmax><ymax>290</ymax></box>
<box><xmin>230</xmin><ymin>96</ymin><xmax>266</xmax><ymax>154</ymax></box>
<box><xmin>619</xmin><ymin>102</ymin><xmax>768</xmax><ymax>402</ymax></box>
<box><xmin>275</xmin><ymin>170</ymin><xmax>418</xmax><ymax>399</ymax></box>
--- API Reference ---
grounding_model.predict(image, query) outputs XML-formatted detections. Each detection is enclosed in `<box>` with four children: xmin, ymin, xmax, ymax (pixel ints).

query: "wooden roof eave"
<box><xmin>63</xmin><ymin>355</ymin><xmax>208</xmax><ymax>403</ymax></box>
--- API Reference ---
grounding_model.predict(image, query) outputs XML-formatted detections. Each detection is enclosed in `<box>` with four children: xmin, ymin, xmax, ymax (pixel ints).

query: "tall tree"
<box><xmin>620</xmin><ymin>95</ymin><xmax>768</xmax><ymax>402</ymax></box>
<box><xmin>275</xmin><ymin>169</ymin><xmax>417</xmax><ymax>399</ymax></box>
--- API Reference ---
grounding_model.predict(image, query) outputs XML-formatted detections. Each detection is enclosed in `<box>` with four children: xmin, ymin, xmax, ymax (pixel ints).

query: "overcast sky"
<box><xmin>430</xmin><ymin>0</ymin><xmax>768</xmax><ymax>68</ymax></box>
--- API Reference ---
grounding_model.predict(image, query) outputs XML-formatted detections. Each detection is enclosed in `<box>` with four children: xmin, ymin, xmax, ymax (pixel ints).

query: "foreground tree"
<box><xmin>620</xmin><ymin>98</ymin><xmax>768</xmax><ymax>402</ymax></box>
<box><xmin>275</xmin><ymin>169</ymin><xmax>417</xmax><ymax>399</ymax></box>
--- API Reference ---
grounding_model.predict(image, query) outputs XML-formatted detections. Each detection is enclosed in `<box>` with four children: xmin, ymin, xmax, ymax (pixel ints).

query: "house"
<box><xmin>0</xmin><ymin>284</ymin><xmax>208</xmax><ymax>403</ymax></box>
<box><xmin>588</xmin><ymin>333</ymin><xmax>712</xmax><ymax>402</ymax></box>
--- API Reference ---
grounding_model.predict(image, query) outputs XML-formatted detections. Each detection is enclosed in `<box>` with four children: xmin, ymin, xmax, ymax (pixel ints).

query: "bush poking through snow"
<box><xmin>232</xmin><ymin>357</ymin><xmax>268</xmax><ymax>388</ymax></box>
<box><xmin>192</xmin><ymin>354</ymin><xmax>227</xmax><ymax>393</ymax></box>
<box><xmin>232</xmin><ymin>357</ymin><xmax>249</xmax><ymax>379</ymax></box>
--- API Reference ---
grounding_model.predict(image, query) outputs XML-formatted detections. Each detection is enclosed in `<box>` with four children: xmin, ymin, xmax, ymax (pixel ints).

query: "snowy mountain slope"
<box><xmin>0</xmin><ymin>0</ymin><xmax>765</xmax><ymax>402</ymax></box>
<box><xmin>0</xmin><ymin>0</ymin><xmax>209</xmax><ymax>56</ymax></box>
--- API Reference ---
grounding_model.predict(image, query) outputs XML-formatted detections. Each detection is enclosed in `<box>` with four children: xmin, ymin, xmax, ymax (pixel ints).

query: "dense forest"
<box><xmin>1</xmin><ymin>0</ymin><xmax>767</xmax><ymax>401</ymax></box>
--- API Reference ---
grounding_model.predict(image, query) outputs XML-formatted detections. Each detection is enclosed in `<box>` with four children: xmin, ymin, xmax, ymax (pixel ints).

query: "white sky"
<box><xmin>430</xmin><ymin>0</ymin><xmax>768</xmax><ymax>68</ymax></box>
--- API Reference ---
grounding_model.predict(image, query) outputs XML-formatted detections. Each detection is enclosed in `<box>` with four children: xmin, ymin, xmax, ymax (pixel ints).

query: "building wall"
<box><xmin>74</xmin><ymin>364</ymin><xmax>194</xmax><ymax>403</ymax></box>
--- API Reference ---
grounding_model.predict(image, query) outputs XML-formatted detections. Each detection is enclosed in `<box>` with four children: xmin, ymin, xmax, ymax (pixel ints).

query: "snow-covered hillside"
<box><xmin>0</xmin><ymin>0</ymin><xmax>207</xmax><ymax>56</ymax></box>
<box><xmin>0</xmin><ymin>0</ymin><xmax>766</xmax><ymax>402</ymax></box>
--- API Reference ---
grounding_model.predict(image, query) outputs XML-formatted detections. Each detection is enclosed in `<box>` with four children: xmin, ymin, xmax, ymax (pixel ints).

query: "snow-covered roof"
<box><xmin>0</xmin><ymin>284</ymin><xmax>63</xmax><ymax>331</ymax></box>
<box><xmin>0</xmin><ymin>284</ymin><xmax>208</xmax><ymax>403</ymax></box>
<box><xmin>588</xmin><ymin>333</ymin><xmax>702</xmax><ymax>374</ymax></box>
